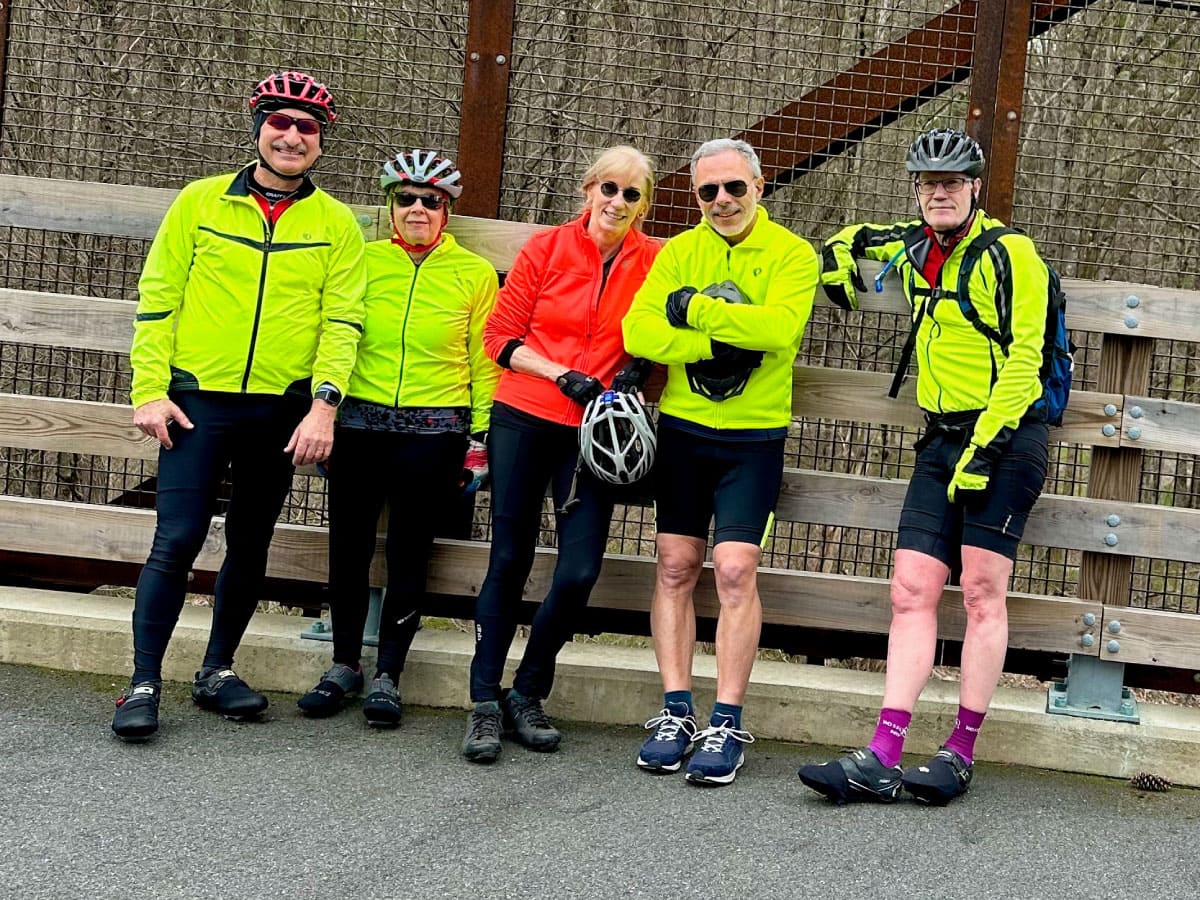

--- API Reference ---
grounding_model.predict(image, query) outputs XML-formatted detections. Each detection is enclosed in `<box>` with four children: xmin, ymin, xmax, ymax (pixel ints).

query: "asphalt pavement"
<box><xmin>1</xmin><ymin>664</ymin><xmax>1197</xmax><ymax>900</ymax></box>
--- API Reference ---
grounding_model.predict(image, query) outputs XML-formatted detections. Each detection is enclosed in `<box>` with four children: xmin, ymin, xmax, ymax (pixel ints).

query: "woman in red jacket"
<box><xmin>462</xmin><ymin>145</ymin><xmax>660</xmax><ymax>763</ymax></box>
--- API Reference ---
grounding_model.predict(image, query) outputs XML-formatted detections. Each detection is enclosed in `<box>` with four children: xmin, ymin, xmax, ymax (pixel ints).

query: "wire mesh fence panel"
<box><xmin>501</xmin><ymin>0</ymin><xmax>969</xmax><ymax>235</ymax></box>
<box><xmin>1016</xmin><ymin>1</ymin><xmax>1200</xmax><ymax>289</ymax></box>
<box><xmin>0</xmin><ymin>0</ymin><xmax>469</xmax><ymax>204</ymax></box>
<box><xmin>0</xmin><ymin>0</ymin><xmax>1198</xmax><ymax>611</ymax></box>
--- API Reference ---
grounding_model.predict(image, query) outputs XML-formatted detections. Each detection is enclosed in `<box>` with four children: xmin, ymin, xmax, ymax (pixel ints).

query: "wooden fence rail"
<box><xmin>3</xmin><ymin>175</ymin><xmax>1200</xmax><ymax>684</ymax></box>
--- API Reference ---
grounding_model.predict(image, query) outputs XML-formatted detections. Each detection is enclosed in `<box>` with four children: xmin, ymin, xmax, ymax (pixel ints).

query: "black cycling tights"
<box><xmin>469</xmin><ymin>402</ymin><xmax>614</xmax><ymax>702</ymax></box>
<box><xmin>326</xmin><ymin>427</ymin><xmax>466</xmax><ymax>678</ymax></box>
<box><xmin>131</xmin><ymin>391</ymin><xmax>307</xmax><ymax>683</ymax></box>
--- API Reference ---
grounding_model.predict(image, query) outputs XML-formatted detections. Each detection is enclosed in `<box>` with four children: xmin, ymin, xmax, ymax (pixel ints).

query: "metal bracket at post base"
<box><xmin>299</xmin><ymin>587</ymin><xmax>383</xmax><ymax>648</ymax></box>
<box><xmin>1046</xmin><ymin>653</ymin><xmax>1139</xmax><ymax>723</ymax></box>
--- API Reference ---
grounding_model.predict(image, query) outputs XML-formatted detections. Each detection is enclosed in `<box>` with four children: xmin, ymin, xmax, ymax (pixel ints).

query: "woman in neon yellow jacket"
<box><xmin>298</xmin><ymin>150</ymin><xmax>499</xmax><ymax>726</ymax></box>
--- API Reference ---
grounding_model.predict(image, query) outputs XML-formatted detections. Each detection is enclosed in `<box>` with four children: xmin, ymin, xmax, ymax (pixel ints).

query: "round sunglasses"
<box><xmin>599</xmin><ymin>181</ymin><xmax>643</xmax><ymax>203</ymax></box>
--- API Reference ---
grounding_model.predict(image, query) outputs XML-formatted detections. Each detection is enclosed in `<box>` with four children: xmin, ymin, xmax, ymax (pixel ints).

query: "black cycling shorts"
<box><xmin>898</xmin><ymin>418</ymin><xmax>1049</xmax><ymax>566</ymax></box>
<box><xmin>653</xmin><ymin>421</ymin><xmax>784</xmax><ymax>546</ymax></box>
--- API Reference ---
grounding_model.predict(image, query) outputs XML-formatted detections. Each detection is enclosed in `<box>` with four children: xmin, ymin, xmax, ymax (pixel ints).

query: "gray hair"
<box><xmin>689</xmin><ymin>139</ymin><xmax>762</xmax><ymax>181</ymax></box>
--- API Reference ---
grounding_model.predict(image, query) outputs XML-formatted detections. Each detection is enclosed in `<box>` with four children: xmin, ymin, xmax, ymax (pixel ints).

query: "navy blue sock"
<box><xmin>711</xmin><ymin>701</ymin><xmax>742</xmax><ymax>729</ymax></box>
<box><xmin>665</xmin><ymin>690</ymin><xmax>694</xmax><ymax>717</ymax></box>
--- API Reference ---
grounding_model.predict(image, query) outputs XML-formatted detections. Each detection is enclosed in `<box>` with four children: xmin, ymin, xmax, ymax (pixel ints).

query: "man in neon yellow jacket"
<box><xmin>112</xmin><ymin>71</ymin><xmax>365</xmax><ymax>742</ymax></box>
<box><xmin>624</xmin><ymin>138</ymin><xmax>818</xmax><ymax>786</ymax></box>
<box><xmin>799</xmin><ymin>128</ymin><xmax>1053</xmax><ymax>806</ymax></box>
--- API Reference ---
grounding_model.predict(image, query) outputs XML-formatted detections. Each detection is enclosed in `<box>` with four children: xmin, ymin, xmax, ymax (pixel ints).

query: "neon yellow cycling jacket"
<box><xmin>131</xmin><ymin>167</ymin><xmax>366</xmax><ymax>407</ymax></box>
<box><xmin>623</xmin><ymin>207</ymin><xmax>818</xmax><ymax>430</ymax></box>
<box><xmin>824</xmin><ymin>211</ymin><xmax>1050</xmax><ymax>451</ymax></box>
<box><xmin>347</xmin><ymin>235</ymin><xmax>500</xmax><ymax>434</ymax></box>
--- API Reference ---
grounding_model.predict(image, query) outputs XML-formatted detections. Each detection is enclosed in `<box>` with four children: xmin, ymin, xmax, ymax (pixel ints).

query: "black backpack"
<box><xmin>888</xmin><ymin>226</ymin><xmax>1075</xmax><ymax>426</ymax></box>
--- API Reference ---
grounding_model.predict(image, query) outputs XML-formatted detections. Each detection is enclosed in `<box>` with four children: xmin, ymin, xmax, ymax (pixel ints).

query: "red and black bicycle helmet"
<box><xmin>249</xmin><ymin>71</ymin><xmax>338</xmax><ymax>126</ymax></box>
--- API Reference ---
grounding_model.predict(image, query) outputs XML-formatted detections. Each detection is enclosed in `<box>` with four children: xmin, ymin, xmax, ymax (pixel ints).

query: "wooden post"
<box><xmin>967</xmin><ymin>0</ymin><xmax>1032</xmax><ymax>222</ymax></box>
<box><xmin>455</xmin><ymin>0</ymin><xmax>515</xmax><ymax>219</ymax></box>
<box><xmin>1079</xmin><ymin>335</ymin><xmax>1153</xmax><ymax>606</ymax></box>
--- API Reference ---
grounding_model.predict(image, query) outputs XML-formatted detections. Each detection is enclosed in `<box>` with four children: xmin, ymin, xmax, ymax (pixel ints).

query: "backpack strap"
<box><xmin>887</xmin><ymin>229</ymin><xmax>940</xmax><ymax>400</ymax></box>
<box><xmin>955</xmin><ymin>226</ymin><xmax>1016</xmax><ymax>351</ymax></box>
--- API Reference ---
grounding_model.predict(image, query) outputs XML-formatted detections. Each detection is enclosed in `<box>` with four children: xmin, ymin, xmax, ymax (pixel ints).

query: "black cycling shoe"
<box><xmin>902</xmin><ymin>747</ymin><xmax>974</xmax><ymax>805</ymax></box>
<box><xmin>191</xmin><ymin>667</ymin><xmax>268</xmax><ymax>720</ymax></box>
<box><xmin>112</xmin><ymin>681</ymin><xmax>162</xmax><ymax>741</ymax></box>
<box><xmin>798</xmin><ymin>747</ymin><xmax>903</xmax><ymax>804</ymax></box>
<box><xmin>502</xmin><ymin>689</ymin><xmax>561</xmax><ymax>752</ymax></box>
<box><xmin>462</xmin><ymin>701</ymin><xmax>503</xmax><ymax>763</ymax></box>
<box><xmin>297</xmin><ymin>663</ymin><xmax>363</xmax><ymax>718</ymax></box>
<box><xmin>362</xmin><ymin>674</ymin><xmax>402</xmax><ymax>728</ymax></box>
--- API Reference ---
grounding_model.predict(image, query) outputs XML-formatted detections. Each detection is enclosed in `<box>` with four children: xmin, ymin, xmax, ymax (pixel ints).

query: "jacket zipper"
<box><xmin>241</xmin><ymin>212</ymin><xmax>274</xmax><ymax>392</ymax></box>
<box><xmin>394</xmin><ymin>259</ymin><xmax>421</xmax><ymax>406</ymax></box>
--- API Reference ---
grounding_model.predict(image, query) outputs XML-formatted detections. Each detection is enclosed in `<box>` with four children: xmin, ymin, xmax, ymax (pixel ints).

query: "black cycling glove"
<box><xmin>610</xmin><ymin>357</ymin><xmax>654</xmax><ymax>394</ymax></box>
<box><xmin>665</xmin><ymin>287</ymin><xmax>696</xmax><ymax>328</ymax></box>
<box><xmin>556</xmin><ymin>370</ymin><xmax>603</xmax><ymax>405</ymax></box>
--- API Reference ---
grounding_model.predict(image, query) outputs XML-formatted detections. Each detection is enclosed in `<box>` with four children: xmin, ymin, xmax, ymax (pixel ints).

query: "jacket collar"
<box><xmin>226</xmin><ymin>163</ymin><xmax>316</xmax><ymax>201</ymax></box>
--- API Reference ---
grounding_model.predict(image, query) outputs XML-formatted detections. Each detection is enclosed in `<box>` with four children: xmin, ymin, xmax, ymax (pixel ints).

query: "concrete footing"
<box><xmin>2</xmin><ymin>585</ymin><xmax>1198</xmax><ymax>785</ymax></box>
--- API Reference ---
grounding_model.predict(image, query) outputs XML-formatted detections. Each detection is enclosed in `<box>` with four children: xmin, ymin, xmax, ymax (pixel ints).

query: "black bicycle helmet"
<box><xmin>684</xmin><ymin>280</ymin><xmax>764</xmax><ymax>403</ymax></box>
<box><xmin>905</xmin><ymin>128</ymin><xmax>984</xmax><ymax>177</ymax></box>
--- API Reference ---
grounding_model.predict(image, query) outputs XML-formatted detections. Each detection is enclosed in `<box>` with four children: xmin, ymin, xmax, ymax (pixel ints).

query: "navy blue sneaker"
<box><xmin>798</xmin><ymin>747</ymin><xmax>903</xmax><ymax>804</ymax></box>
<box><xmin>636</xmin><ymin>704</ymin><xmax>699</xmax><ymax>773</ymax></box>
<box><xmin>902</xmin><ymin>746</ymin><xmax>973</xmax><ymax>805</ymax></box>
<box><xmin>683</xmin><ymin>716</ymin><xmax>755</xmax><ymax>786</ymax></box>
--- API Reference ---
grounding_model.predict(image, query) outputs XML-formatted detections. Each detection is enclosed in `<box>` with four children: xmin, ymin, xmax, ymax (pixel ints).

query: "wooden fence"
<box><xmin>2</xmin><ymin>173</ymin><xmax>1200</xmax><ymax>686</ymax></box>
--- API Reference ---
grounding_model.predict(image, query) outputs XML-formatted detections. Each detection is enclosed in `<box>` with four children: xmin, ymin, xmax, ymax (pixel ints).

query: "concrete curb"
<box><xmin>3</xmin><ymin>585</ymin><xmax>1199</xmax><ymax>786</ymax></box>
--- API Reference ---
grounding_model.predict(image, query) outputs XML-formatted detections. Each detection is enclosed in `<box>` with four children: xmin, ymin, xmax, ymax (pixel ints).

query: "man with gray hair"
<box><xmin>622</xmin><ymin>138</ymin><xmax>818</xmax><ymax>785</ymax></box>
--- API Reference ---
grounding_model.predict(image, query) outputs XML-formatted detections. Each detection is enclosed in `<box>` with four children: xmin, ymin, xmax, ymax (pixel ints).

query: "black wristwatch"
<box><xmin>314</xmin><ymin>383</ymin><xmax>342</xmax><ymax>408</ymax></box>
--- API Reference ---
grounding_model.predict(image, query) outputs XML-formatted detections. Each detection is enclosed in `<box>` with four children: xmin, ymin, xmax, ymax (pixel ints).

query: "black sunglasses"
<box><xmin>599</xmin><ymin>181</ymin><xmax>643</xmax><ymax>204</ymax></box>
<box><xmin>263</xmin><ymin>112</ymin><xmax>321</xmax><ymax>136</ymax></box>
<box><xmin>393</xmin><ymin>192</ymin><xmax>446</xmax><ymax>210</ymax></box>
<box><xmin>696</xmin><ymin>180</ymin><xmax>749</xmax><ymax>202</ymax></box>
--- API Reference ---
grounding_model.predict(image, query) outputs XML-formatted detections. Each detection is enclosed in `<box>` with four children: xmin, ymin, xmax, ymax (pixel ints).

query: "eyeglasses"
<box><xmin>263</xmin><ymin>113</ymin><xmax>322</xmax><ymax>136</ymax></box>
<box><xmin>393</xmin><ymin>191</ymin><xmax>446</xmax><ymax>210</ymax></box>
<box><xmin>696</xmin><ymin>180</ymin><xmax>749</xmax><ymax>203</ymax></box>
<box><xmin>599</xmin><ymin>181</ymin><xmax>643</xmax><ymax>203</ymax></box>
<box><xmin>915</xmin><ymin>176</ymin><xmax>972</xmax><ymax>196</ymax></box>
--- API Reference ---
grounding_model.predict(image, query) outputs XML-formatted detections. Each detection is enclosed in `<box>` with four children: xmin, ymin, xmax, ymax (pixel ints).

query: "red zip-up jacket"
<box><xmin>484</xmin><ymin>213</ymin><xmax>660</xmax><ymax>426</ymax></box>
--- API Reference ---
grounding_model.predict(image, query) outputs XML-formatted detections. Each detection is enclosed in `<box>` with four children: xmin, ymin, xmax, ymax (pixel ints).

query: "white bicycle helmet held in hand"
<box><xmin>579</xmin><ymin>390</ymin><xmax>656</xmax><ymax>485</ymax></box>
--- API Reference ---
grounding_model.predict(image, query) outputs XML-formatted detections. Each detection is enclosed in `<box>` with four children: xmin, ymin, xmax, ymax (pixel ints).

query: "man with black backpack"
<box><xmin>798</xmin><ymin>128</ymin><xmax>1061</xmax><ymax>806</ymax></box>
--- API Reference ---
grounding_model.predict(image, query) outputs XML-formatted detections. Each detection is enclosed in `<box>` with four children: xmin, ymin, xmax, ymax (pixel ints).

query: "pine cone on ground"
<box><xmin>1129</xmin><ymin>772</ymin><xmax>1172</xmax><ymax>792</ymax></box>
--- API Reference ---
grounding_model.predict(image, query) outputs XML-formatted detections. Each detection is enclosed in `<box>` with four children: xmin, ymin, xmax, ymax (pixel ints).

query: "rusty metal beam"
<box><xmin>455</xmin><ymin>0</ymin><xmax>515</xmax><ymax>219</ymax></box>
<box><xmin>647</xmin><ymin>0</ymin><xmax>1097</xmax><ymax>237</ymax></box>
<box><xmin>0</xmin><ymin>0</ymin><xmax>12</xmax><ymax>136</ymax></box>
<box><xmin>968</xmin><ymin>0</ymin><xmax>1034</xmax><ymax>221</ymax></box>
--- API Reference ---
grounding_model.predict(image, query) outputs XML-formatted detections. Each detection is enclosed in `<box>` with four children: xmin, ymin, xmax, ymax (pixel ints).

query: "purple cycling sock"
<box><xmin>943</xmin><ymin>706</ymin><xmax>986</xmax><ymax>764</ymax></box>
<box><xmin>867</xmin><ymin>707</ymin><xmax>912</xmax><ymax>768</ymax></box>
